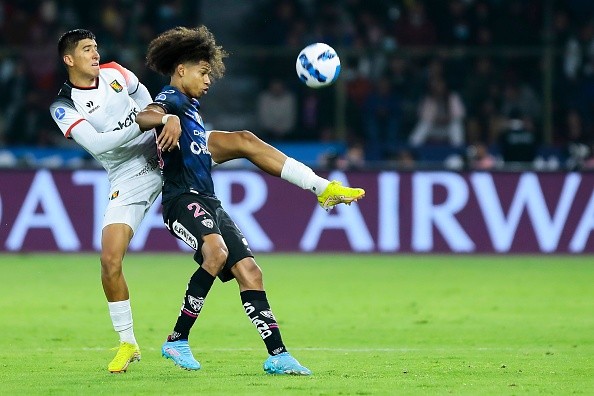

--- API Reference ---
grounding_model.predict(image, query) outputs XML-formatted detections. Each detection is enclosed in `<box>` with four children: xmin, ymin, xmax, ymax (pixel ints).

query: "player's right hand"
<box><xmin>158</xmin><ymin>115</ymin><xmax>181</xmax><ymax>151</ymax></box>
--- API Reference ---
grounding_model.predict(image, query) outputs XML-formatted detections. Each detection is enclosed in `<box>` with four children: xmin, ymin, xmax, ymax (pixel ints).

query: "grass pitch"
<box><xmin>0</xmin><ymin>253</ymin><xmax>593</xmax><ymax>395</ymax></box>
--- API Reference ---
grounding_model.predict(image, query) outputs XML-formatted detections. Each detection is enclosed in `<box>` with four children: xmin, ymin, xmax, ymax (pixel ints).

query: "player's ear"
<box><xmin>176</xmin><ymin>63</ymin><xmax>185</xmax><ymax>77</ymax></box>
<box><xmin>63</xmin><ymin>54</ymin><xmax>74</xmax><ymax>67</ymax></box>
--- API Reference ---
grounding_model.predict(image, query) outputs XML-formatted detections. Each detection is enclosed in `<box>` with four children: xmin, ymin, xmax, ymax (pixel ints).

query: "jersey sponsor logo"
<box><xmin>201</xmin><ymin>219</ymin><xmax>213</xmax><ymax>228</ymax></box>
<box><xmin>54</xmin><ymin>107</ymin><xmax>66</xmax><ymax>120</ymax></box>
<box><xmin>172</xmin><ymin>220</ymin><xmax>198</xmax><ymax>250</ymax></box>
<box><xmin>109</xmin><ymin>190</ymin><xmax>119</xmax><ymax>200</ymax></box>
<box><xmin>133</xmin><ymin>158</ymin><xmax>159</xmax><ymax>177</ymax></box>
<box><xmin>85</xmin><ymin>101</ymin><xmax>100</xmax><ymax>114</ymax></box>
<box><xmin>155</xmin><ymin>89</ymin><xmax>175</xmax><ymax>101</ymax></box>
<box><xmin>113</xmin><ymin>107</ymin><xmax>139</xmax><ymax>131</ymax></box>
<box><xmin>243</xmin><ymin>302</ymin><xmax>272</xmax><ymax>339</ymax></box>
<box><xmin>110</xmin><ymin>80</ymin><xmax>123</xmax><ymax>92</ymax></box>
<box><xmin>190</xmin><ymin>141</ymin><xmax>210</xmax><ymax>156</ymax></box>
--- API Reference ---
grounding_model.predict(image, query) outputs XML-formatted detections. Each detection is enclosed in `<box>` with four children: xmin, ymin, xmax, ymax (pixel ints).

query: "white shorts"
<box><xmin>103</xmin><ymin>169</ymin><xmax>162</xmax><ymax>233</ymax></box>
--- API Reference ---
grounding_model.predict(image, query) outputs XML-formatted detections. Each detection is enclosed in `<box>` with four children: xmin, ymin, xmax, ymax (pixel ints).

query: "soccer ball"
<box><xmin>296</xmin><ymin>43</ymin><xmax>341</xmax><ymax>88</ymax></box>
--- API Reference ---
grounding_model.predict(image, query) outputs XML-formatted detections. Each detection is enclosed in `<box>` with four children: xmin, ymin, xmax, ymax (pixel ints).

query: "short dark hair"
<box><xmin>145</xmin><ymin>25</ymin><xmax>227</xmax><ymax>79</ymax></box>
<box><xmin>57</xmin><ymin>29</ymin><xmax>96</xmax><ymax>57</ymax></box>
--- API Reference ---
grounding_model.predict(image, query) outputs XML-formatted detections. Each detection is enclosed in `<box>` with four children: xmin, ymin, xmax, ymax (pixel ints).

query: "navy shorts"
<box><xmin>162</xmin><ymin>192</ymin><xmax>254</xmax><ymax>282</ymax></box>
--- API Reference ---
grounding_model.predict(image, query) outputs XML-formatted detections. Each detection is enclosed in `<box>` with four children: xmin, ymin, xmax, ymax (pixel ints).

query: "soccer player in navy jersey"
<box><xmin>135</xmin><ymin>26</ymin><xmax>365</xmax><ymax>375</ymax></box>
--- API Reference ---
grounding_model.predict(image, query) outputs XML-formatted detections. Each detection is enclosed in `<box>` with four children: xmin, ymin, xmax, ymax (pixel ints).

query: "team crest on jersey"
<box><xmin>110</xmin><ymin>80</ymin><xmax>123</xmax><ymax>92</ymax></box>
<box><xmin>109</xmin><ymin>190</ymin><xmax>119</xmax><ymax>200</ymax></box>
<box><xmin>201</xmin><ymin>219</ymin><xmax>214</xmax><ymax>228</ymax></box>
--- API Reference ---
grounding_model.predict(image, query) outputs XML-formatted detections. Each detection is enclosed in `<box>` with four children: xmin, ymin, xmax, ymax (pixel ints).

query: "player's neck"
<box><xmin>69</xmin><ymin>71</ymin><xmax>97</xmax><ymax>88</ymax></box>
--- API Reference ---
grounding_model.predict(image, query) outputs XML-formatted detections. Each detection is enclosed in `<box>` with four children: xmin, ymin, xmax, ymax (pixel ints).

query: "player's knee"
<box><xmin>203</xmin><ymin>245</ymin><xmax>228</xmax><ymax>273</ymax></box>
<box><xmin>234</xmin><ymin>259</ymin><xmax>263</xmax><ymax>289</ymax></box>
<box><xmin>100</xmin><ymin>252</ymin><xmax>123</xmax><ymax>276</ymax></box>
<box><xmin>245</xmin><ymin>262</ymin><xmax>263</xmax><ymax>285</ymax></box>
<box><xmin>236</xmin><ymin>130</ymin><xmax>260</xmax><ymax>148</ymax></box>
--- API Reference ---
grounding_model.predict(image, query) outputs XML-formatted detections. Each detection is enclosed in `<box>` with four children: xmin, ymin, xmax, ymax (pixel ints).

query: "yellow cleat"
<box><xmin>108</xmin><ymin>342</ymin><xmax>141</xmax><ymax>373</ymax></box>
<box><xmin>317</xmin><ymin>180</ymin><xmax>365</xmax><ymax>210</ymax></box>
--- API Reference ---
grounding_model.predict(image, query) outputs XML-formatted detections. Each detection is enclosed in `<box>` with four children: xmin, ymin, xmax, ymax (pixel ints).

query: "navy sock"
<box><xmin>241</xmin><ymin>290</ymin><xmax>287</xmax><ymax>356</ymax></box>
<box><xmin>168</xmin><ymin>266</ymin><xmax>215</xmax><ymax>341</ymax></box>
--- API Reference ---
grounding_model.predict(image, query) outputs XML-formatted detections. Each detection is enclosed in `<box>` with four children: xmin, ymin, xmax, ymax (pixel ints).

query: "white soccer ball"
<box><xmin>296</xmin><ymin>43</ymin><xmax>341</xmax><ymax>88</ymax></box>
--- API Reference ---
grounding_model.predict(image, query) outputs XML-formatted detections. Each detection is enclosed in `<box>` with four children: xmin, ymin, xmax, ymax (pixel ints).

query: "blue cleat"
<box><xmin>161</xmin><ymin>340</ymin><xmax>201</xmax><ymax>370</ymax></box>
<box><xmin>263</xmin><ymin>352</ymin><xmax>312</xmax><ymax>375</ymax></box>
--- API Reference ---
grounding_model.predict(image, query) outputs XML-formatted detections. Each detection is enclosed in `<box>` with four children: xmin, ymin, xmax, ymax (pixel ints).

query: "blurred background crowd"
<box><xmin>1</xmin><ymin>0</ymin><xmax>594</xmax><ymax>171</ymax></box>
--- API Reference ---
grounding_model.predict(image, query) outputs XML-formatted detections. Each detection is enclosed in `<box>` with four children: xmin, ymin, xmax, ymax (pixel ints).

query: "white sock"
<box><xmin>280</xmin><ymin>157</ymin><xmax>329</xmax><ymax>196</ymax></box>
<box><xmin>108</xmin><ymin>300</ymin><xmax>137</xmax><ymax>345</ymax></box>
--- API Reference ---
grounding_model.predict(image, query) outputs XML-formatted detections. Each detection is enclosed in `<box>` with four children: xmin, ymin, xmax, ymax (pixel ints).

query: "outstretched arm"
<box><xmin>136</xmin><ymin>104</ymin><xmax>181</xmax><ymax>151</ymax></box>
<box><xmin>71</xmin><ymin>119</ymin><xmax>144</xmax><ymax>155</ymax></box>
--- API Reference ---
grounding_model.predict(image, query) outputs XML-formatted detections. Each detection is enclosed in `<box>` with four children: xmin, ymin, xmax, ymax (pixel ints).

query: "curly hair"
<box><xmin>146</xmin><ymin>25</ymin><xmax>227</xmax><ymax>79</ymax></box>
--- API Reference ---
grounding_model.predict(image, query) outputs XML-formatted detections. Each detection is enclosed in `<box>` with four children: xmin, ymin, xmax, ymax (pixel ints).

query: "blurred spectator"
<box><xmin>392</xmin><ymin>1</ymin><xmax>437</xmax><ymax>47</ymax></box>
<box><xmin>463</xmin><ymin>57</ymin><xmax>503</xmax><ymax>145</ymax></box>
<box><xmin>297</xmin><ymin>86</ymin><xmax>335</xmax><ymax>141</ymax></box>
<box><xmin>386</xmin><ymin>54</ymin><xmax>418</xmax><ymax>135</ymax></box>
<box><xmin>494</xmin><ymin>0</ymin><xmax>541</xmax><ymax>46</ymax></box>
<box><xmin>497</xmin><ymin>110</ymin><xmax>539</xmax><ymax>164</ymax></box>
<box><xmin>467</xmin><ymin>142</ymin><xmax>497</xmax><ymax>170</ymax></box>
<box><xmin>463</xmin><ymin>57</ymin><xmax>499</xmax><ymax>116</ymax></box>
<box><xmin>362</xmin><ymin>76</ymin><xmax>401</xmax><ymax>161</ymax></box>
<box><xmin>409</xmin><ymin>77</ymin><xmax>466</xmax><ymax>147</ymax></box>
<box><xmin>257</xmin><ymin>78</ymin><xmax>297</xmax><ymax>141</ymax></box>
<box><xmin>499</xmin><ymin>80</ymin><xmax>542</xmax><ymax>121</ymax></box>
<box><xmin>0</xmin><ymin>57</ymin><xmax>29</xmax><ymax>145</ymax></box>
<box><xmin>344</xmin><ymin>59</ymin><xmax>373</xmax><ymax>140</ymax></box>
<box><xmin>4</xmin><ymin>91</ymin><xmax>55</xmax><ymax>146</ymax></box>
<box><xmin>563</xmin><ymin>19</ymin><xmax>594</xmax><ymax>82</ymax></box>
<box><xmin>563</xmin><ymin>108</ymin><xmax>592</xmax><ymax>169</ymax></box>
<box><xmin>438</xmin><ymin>0</ymin><xmax>472</xmax><ymax>46</ymax></box>
<box><xmin>392</xmin><ymin>148</ymin><xmax>416</xmax><ymax>170</ymax></box>
<box><xmin>322</xmin><ymin>140</ymin><xmax>366</xmax><ymax>171</ymax></box>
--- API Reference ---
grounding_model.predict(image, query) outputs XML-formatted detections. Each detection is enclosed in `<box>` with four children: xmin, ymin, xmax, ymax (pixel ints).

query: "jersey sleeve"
<box><xmin>68</xmin><ymin>119</ymin><xmax>144</xmax><ymax>155</ymax></box>
<box><xmin>130</xmin><ymin>82</ymin><xmax>153</xmax><ymax>110</ymax></box>
<box><xmin>49</xmin><ymin>98</ymin><xmax>85</xmax><ymax>139</ymax></box>
<box><xmin>151</xmin><ymin>88</ymin><xmax>179</xmax><ymax>115</ymax></box>
<box><xmin>50</xmin><ymin>96</ymin><xmax>144</xmax><ymax>155</ymax></box>
<box><xmin>100</xmin><ymin>62</ymin><xmax>138</xmax><ymax>89</ymax></box>
<box><xmin>101</xmin><ymin>61</ymin><xmax>153</xmax><ymax>111</ymax></box>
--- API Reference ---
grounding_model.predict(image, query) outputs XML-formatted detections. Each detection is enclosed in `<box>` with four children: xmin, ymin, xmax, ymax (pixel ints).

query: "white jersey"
<box><xmin>50</xmin><ymin>62</ymin><xmax>158</xmax><ymax>186</ymax></box>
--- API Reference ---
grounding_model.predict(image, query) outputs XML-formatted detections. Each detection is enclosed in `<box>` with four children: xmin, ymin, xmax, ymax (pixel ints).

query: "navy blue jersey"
<box><xmin>152</xmin><ymin>85</ymin><xmax>215</xmax><ymax>203</ymax></box>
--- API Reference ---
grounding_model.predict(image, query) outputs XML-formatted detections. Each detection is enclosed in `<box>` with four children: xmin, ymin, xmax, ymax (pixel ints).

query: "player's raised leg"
<box><xmin>101</xmin><ymin>223</ymin><xmax>140</xmax><ymax>373</ymax></box>
<box><xmin>207</xmin><ymin>130</ymin><xmax>365</xmax><ymax>210</ymax></box>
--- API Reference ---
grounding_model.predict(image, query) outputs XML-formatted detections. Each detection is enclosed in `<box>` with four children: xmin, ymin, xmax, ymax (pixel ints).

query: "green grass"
<box><xmin>0</xmin><ymin>254</ymin><xmax>593</xmax><ymax>395</ymax></box>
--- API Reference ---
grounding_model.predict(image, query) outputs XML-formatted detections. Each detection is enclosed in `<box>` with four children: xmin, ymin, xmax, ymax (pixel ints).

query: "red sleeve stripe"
<box><xmin>100</xmin><ymin>61</ymin><xmax>131</xmax><ymax>86</ymax></box>
<box><xmin>65</xmin><ymin>118</ymin><xmax>85</xmax><ymax>138</ymax></box>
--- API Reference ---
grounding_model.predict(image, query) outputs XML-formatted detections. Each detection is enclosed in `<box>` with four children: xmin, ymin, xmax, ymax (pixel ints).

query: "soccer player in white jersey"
<box><xmin>49</xmin><ymin>29</ymin><xmax>179</xmax><ymax>373</ymax></box>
